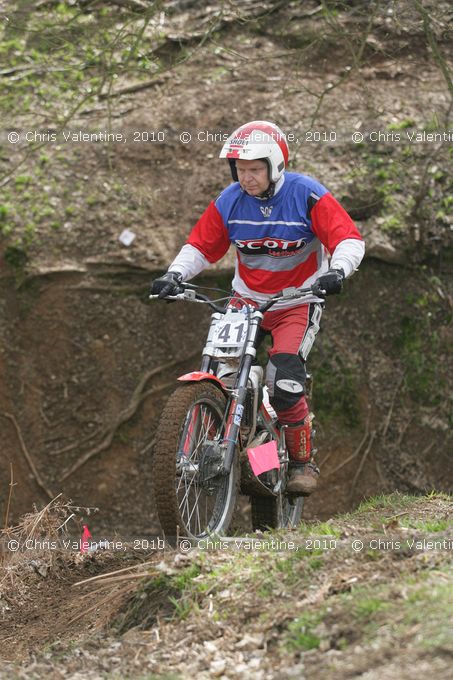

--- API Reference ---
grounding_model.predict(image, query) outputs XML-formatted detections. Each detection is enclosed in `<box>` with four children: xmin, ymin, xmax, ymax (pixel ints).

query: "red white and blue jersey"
<box><xmin>171</xmin><ymin>172</ymin><xmax>364</xmax><ymax>305</ymax></box>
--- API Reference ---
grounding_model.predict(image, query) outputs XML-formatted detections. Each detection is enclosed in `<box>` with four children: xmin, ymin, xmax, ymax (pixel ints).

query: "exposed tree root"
<box><xmin>0</xmin><ymin>412</ymin><xmax>54</xmax><ymax>500</ymax></box>
<box><xmin>59</xmin><ymin>351</ymin><xmax>200</xmax><ymax>481</ymax></box>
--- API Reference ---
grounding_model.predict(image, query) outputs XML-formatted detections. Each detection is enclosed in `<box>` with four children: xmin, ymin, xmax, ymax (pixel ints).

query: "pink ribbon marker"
<box><xmin>80</xmin><ymin>524</ymin><xmax>92</xmax><ymax>553</ymax></box>
<box><xmin>247</xmin><ymin>440</ymin><xmax>280</xmax><ymax>476</ymax></box>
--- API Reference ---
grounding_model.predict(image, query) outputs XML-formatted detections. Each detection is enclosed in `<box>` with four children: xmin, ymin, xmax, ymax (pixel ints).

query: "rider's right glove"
<box><xmin>151</xmin><ymin>271</ymin><xmax>184</xmax><ymax>299</ymax></box>
<box><xmin>312</xmin><ymin>268</ymin><xmax>345</xmax><ymax>297</ymax></box>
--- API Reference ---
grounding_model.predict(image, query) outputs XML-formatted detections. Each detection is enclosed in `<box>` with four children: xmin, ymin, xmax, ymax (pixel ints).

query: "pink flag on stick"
<box><xmin>80</xmin><ymin>524</ymin><xmax>92</xmax><ymax>553</ymax></box>
<box><xmin>247</xmin><ymin>440</ymin><xmax>280</xmax><ymax>477</ymax></box>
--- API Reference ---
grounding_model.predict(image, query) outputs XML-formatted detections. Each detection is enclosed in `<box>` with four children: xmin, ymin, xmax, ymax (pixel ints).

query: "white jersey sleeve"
<box><xmin>168</xmin><ymin>244</ymin><xmax>210</xmax><ymax>281</ymax></box>
<box><xmin>331</xmin><ymin>238</ymin><xmax>365</xmax><ymax>278</ymax></box>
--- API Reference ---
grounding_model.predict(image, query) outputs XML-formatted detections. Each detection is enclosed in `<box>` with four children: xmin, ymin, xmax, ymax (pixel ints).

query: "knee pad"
<box><xmin>265</xmin><ymin>353</ymin><xmax>307</xmax><ymax>412</ymax></box>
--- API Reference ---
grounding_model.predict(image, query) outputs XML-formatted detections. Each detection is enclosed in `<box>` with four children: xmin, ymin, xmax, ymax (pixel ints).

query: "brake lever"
<box><xmin>276</xmin><ymin>286</ymin><xmax>315</xmax><ymax>301</ymax></box>
<box><xmin>280</xmin><ymin>286</ymin><xmax>300</xmax><ymax>298</ymax></box>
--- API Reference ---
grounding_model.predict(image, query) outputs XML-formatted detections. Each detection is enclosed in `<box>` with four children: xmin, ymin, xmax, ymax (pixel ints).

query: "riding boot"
<box><xmin>284</xmin><ymin>416</ymin><xmax>319</xmax><ymax>496</ymax></box>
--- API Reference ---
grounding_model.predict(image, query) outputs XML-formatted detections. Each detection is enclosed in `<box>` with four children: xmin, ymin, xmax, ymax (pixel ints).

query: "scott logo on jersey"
<box><xmin>234</xmin><ymin>236</ymin><xmax>307</xmax><ymax>256</ymax></box>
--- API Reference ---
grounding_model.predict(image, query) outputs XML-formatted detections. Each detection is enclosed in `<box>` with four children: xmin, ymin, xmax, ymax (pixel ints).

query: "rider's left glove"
<box><xmin>151</xmin><ymin>271</ymin><xmax>184</xmax><ymax>299</ymax></box>
<box><xmin>312</xmin><ymin>268</ymin><xmax>345</xmax><ymax>297</ymax></box>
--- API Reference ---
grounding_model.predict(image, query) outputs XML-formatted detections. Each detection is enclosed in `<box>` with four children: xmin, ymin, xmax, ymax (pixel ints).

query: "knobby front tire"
<box><xmin>153</xmin><ymin>382</ymin><xmax>238</xmax><ymax>540</ymax></box>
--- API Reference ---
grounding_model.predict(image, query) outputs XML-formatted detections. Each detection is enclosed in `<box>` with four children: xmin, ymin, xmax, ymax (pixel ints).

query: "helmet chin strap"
<box><xmin>257</xmin><ymin>182</ymin><xmax>275</xmax><ymax>199</ymax></box>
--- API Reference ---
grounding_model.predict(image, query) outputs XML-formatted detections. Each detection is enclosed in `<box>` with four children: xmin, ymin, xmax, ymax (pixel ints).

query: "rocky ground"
<box><xmin>1</xmin><ymin>493</ymin><xmax>452</xmax><ymax>679</ymax></box>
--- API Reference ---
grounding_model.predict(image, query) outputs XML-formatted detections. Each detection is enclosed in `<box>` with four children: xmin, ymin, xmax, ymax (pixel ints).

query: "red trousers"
<box><xmin>261</xmin><ymin>302</ymin><xmax>322</xmax><ymax>423</ymax></box>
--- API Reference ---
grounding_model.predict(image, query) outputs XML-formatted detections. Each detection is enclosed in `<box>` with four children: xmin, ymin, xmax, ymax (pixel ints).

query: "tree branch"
<box><xmin>412</xmin><ymin>0</ymin><xmax>453</xmax><ymax>100</ymax></box>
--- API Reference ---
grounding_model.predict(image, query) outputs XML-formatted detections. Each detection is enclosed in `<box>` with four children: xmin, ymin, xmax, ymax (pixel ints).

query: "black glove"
<box><xmin>312</xmin><ymin>268</ymin><xmax>345</xmax><ymax>297</ymax></box>
<box><xmin>151</xmin><ymin>271</ymin><xmax>184</xmax><ymax>299</ymax></box>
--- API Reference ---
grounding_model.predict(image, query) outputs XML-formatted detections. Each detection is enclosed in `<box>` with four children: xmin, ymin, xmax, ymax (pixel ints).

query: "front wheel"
<box><xmin>251</xmin><ymin>494</ymin><xmax>303</xmax><ymax>532</ymax></box>
<box><xmin>153</xmin><ymin>382</ymin><xmax>238</xmax><ymax>540</ymax></box>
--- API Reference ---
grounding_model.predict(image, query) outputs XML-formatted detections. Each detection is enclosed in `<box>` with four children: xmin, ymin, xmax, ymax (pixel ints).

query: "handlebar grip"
<box><xmin>149</xmin><ymin>293</ymin><xmax>184</xmax><ymax>300</ymax></box>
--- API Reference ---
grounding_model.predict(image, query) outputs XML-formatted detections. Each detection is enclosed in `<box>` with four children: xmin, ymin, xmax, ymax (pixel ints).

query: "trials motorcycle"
<box><xmin>150</xmin><ymin>284</ymin><xmax>315</xmax><ymax>540</ymax></box>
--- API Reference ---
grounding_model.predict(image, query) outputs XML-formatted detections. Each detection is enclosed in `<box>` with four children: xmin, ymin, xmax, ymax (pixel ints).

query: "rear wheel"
<box><xmin>251</xmin><ymin>494</ymin><xmax>303</xmax><ymax>531</ymax></box>
<box><xmin>153</xmin><ymin>382</ymin><xmax>238</xmax><ymax>539</ymax></box>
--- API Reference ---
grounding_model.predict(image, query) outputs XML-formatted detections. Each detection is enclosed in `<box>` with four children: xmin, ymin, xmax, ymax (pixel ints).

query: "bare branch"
<box><xmin>3</xmin><ymin>463</ymin><xmax>17</xmax><ymax>530</ymax></box>
<box><xmin>0</xmin><ymin>412</ymin><xmax>54</xmax><ymax>499</ymax></box>
<box><xmin>349</xmin><ymin>430</ymin><xmax>377</xmax><ymax>498</ymax></box>
<box><xmin>412</xmin><ymin>0</ymin><xmax>453</xmax><ymax>100</ymax></box>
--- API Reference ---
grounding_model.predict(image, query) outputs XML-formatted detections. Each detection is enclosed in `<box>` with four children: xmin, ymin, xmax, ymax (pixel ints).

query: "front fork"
<box><xmin>220</xmin><ymin>354</ymin><xmax>253</xmax><ymax>475</ymax></box>
<box><xmin>200</xmin><ymin>311</ymin><xmax>264</xmax><ymax>476</ymax></box>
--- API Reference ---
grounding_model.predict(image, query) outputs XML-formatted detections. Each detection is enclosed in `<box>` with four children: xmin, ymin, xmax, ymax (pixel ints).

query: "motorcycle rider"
<box><xmin>151</xmin><ymin>121</ymin><xmax>365</xmax><ymax>496</ymax></box>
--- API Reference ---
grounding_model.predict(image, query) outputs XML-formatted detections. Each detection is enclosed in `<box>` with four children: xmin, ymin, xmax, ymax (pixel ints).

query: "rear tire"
<box><xmin>251</xmin><ymin>494</ymin><xmax>303</xmax><ymax>531</ymax></box>
<box><xmin>153</xmin><ymin>382</ymin><xmax>238</xmax><ymax>540</ymax></box>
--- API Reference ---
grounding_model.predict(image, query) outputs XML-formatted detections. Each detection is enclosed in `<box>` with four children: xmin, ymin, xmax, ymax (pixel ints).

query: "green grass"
<box><xmin>395</xmin><ymin>574</ymin><xmax>453</xmax><ymax>650</ymax></box>
<box><xmin>114</xmin><ymin>562</ymin><xmax>204</xmax><ymax>631</ymax></box>
<box><xmin>309</xmin><ymin>522</ymin><xmax>342</xmax><ymax>537</ymax></box>
<box><xmin>172</xmin><ymin>563</ymin><xmax>202</xmax><ymax>591</ymax></box>
<box><xmin>401</xmin><ymin>518</ymin><xmax>451</xmax><ymax>532</ymax></box>
<box><xmin>354</xmin><ymin>596</ymin><xmax>390</xmax><ymax>618</ymax></box>
<box><xmin>333</xmin><ymin>567</ymin><xmax>453</xmax><ymax>649</ymax></box>
<box><xmin>387</xmin><ymin>118</ymin><xmax>416</xmax><ymax>130</ymax></box>
<box><xmin>286</xmin><ymin>611</ymin><xmax>324</xmax><ymax>651</ymax></box>
<box><xmin>351</xmin><ymin>492</ymin><xmax>416</xmax><ymax>514</ymax></box>
<box><xmin>90</xmin><ymin>494</ymin><xmax>453</xmax><ymax>668</ymax></box>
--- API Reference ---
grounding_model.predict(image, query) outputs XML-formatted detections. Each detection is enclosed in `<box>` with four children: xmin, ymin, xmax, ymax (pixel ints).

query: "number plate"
<box><xmin>212</xmin><ymin>313</ymin><xmax>248</xmax><ymax>347</ymax></box>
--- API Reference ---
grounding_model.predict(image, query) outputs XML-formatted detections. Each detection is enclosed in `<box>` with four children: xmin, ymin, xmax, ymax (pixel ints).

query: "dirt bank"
<box><xmin>0</xmin><ymin>260</ymin><xmax>452</xmax><ymax>540</ymax></box>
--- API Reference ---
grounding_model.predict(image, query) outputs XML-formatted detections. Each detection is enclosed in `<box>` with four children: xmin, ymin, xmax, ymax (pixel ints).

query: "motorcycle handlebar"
<box><xmin>150</xmin><ymin>284</ymin><xmax>316</xmax><ymax>313</ymax></box>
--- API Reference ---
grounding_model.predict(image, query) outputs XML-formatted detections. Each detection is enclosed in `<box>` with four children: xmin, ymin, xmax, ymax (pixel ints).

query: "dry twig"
<box><xmin>0</xmin><ymin>412</ymin><xmax>54</xmax><ymax>499</ymax></box>
<box><xmin>66</xmin><ymin>584</ymin><xmax>137</xmax><ymax>627</ymax></box>
<box><xmin>24</xmin><ymin>493</ymin><xmax>63</xmax><ymax>541</ymax></box>
<box><xmin>72</xmin><ymin>560</ymin><xmax>156</xmax><ymax>587</ymax></box>
<box><xmin>382</xmin><ymin>373</ymin><xmax>405</xmax><ymax>439</ymax></box>
<box><xmin>98</xmin><ymin>77</ymin><xmax>167</xmax><ymax>99</ymax></box>
<box><xmin>349</xmin><ymin>430</ymin><xmax>377</xmax><ymax>498</ymax></box>
<box><xmin>325</xmin><ymin>410</ymin><xmax>371</xmax><ymax>477</ymax></box>
<box><xmin>374</xmin><ymin>454</ymin><xmax>387</xmax><ymax>488</ymax></box>
<box><xmin>3</xmin><ymin>463</ymin><xmax>17</xmax><ymax>530</ymax></box>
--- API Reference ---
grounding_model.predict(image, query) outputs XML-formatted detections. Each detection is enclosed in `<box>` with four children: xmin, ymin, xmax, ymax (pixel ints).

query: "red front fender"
<box><xmin>178</xmin><ymin>371</ymin><xmax>228</xmax><ymax>394</ymax></box>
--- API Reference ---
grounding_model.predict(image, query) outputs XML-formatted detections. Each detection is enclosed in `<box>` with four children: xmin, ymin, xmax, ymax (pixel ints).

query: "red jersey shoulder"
<box><xmin>186</xmin><ymin>200</ymin><xmax>230</xmax><ymax>263</ymax></box>
<box><xmin>310</xmin><ymin>193</ymin><xmax>363</xmax><ymax>254</ymax></box>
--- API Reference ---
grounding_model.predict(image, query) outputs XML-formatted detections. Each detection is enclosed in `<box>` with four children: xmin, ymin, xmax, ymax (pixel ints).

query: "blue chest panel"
<box><xmin>215</xmin><ymin>173</ymin><xmax>328</xmax><ymax>252</ymax></box>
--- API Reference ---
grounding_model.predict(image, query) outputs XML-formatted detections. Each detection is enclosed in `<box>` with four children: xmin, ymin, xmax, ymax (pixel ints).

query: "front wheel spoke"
<box><xmin>170</xmin><ymin>394</ymin><xmax>232</xmax><ymax>537</ymax></box>
<box><xmin>184</xmin><ymin>484</ymin><xmax>205</xmax><ymax>529</ymax></box>
<box><xmin>180</xmin><ymin>477</ymin><xmax>201</xmax><ymax>527</ymax></box>
<box><xmin>177</xmin><ymin>458</ymin><xmax>200</xmax><ymax>496</ymax></box>
<box><xmin>190</xmin><ymin>409</ymin><xmax>214</xmax><ymax>461</ymax></box>
<box><xmin>177</xmin><ymin>477</ymin><xmax>189</xmax><ymax>524</ymax></box>
<box><xmin>184</xmin><ymin>418</ymin><xmax>208</xmax><ymax>465</ymax></box>
<box><xmin>180</xmin><ymin>484</ymin><xmax>205</xmax><ymax>531</ymax></box>
<box><xmin>178</xmin><ymin>469</ymin><xmax>199</xmax><ymax>507</ymax></box>
<box><xmin>196</xmin><ymin>495</ymin><xmax>202</xmax><ymax>534</ymax></box>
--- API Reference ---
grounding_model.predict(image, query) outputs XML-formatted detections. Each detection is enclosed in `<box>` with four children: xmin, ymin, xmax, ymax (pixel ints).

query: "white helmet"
<box><xmin>219</xmin><ymin>120</ymin><xmax>289</xmax><ymax>183</ymax></box>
